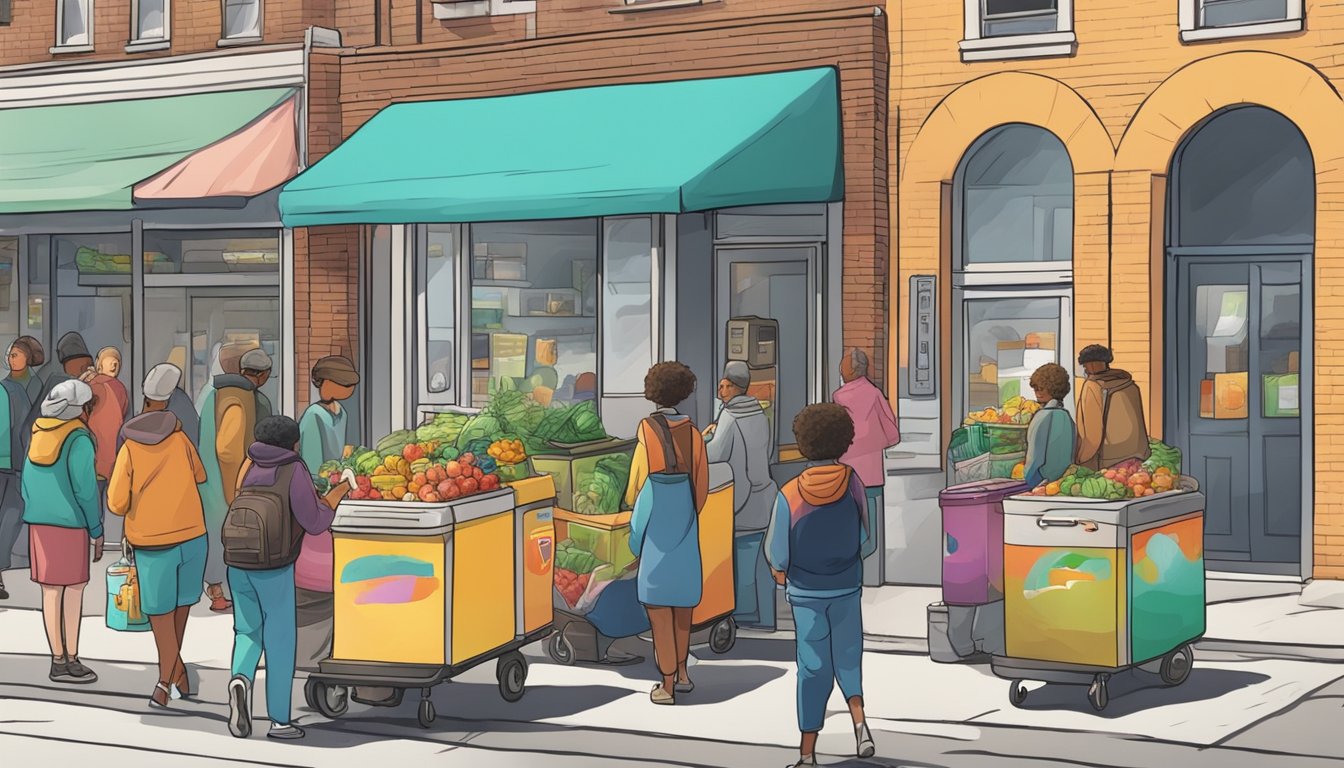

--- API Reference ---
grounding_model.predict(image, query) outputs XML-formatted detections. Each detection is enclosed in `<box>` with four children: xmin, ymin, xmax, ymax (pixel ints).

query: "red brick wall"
<box><xmin>294</xmin><ymin>48</ymin><xmax>360</xmax><ymax>408</ymax></box>
<box><xmin>336</xmin><ymin>4</ymin><xmax>892</xmax><ymax>383</ymax></box>
<box><xmin>0</xmin><ymin>0</ymin><xmax>324</xmax><ymax>67</ymax></box>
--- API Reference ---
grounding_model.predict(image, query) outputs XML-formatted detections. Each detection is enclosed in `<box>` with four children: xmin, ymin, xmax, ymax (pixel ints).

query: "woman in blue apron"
<box><xmin>625</xmin><ymin>362</ymin><xmax>709</xmax><ymax>706</ymax></box>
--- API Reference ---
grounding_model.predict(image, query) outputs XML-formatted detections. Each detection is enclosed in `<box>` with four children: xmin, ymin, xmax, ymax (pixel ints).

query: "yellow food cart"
<box><xmin>545</xmin><ymin>462</ymin><xmax>737</xmax><ymax>665</ymax></box>
<box><xmin>304</xmin><ymin>479</ymin><xmax>555</xmax><ymax>729</ymax></box>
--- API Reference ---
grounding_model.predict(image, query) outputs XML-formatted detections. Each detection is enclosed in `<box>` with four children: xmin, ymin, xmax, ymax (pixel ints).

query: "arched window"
<box><xmin>952</xmin><ymin>124</ymin><xmax>1075</xmax><ymax>424</ymax></box>
<box><xmin>1172</xmin><ymin>106</ymin><xmax>1313</xmax><ymax>248</ymax></box>
<box><xmin>958</xmin><ymin>124</ymin><xmax>1073</xmax><ymax>267</ymax></box>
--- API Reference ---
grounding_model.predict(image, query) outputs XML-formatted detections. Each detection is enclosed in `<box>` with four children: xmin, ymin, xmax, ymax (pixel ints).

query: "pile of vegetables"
<box><xmin>530</xmin><ymin>401</ymin><xmax>607</xmax><ymax>447</ymax></box>
<box><xmin>1026</xmin><ymin>441</ymin><xmax>1188</xmax><ymax>499</ymax></box>
<box><xmin>415</xmin><ymin>412</ymin><xmax>471</xmax><ymax>446</ymax></box>
<box><xmin>555</xmin><ymin>539</ymin><xmax>607</xmax><ymax>608</ymax></box>
<box><xmin>573</xmin><ymin>454</ymin><xmax>633</xmax><ymax>516</ymax></box>
<box><xmin>1143</xmin><ymin>440</ymin><xmax>1182</xmax><ymax>475</ymax></box>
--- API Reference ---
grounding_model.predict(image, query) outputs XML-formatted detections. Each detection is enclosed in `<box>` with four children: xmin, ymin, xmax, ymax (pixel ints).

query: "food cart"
<box><xmin>542</xmin><ymin>450</ymin><xmax>738</xmax><ymax>666</ymax></box>
<box><xmin>304</xmin><ymin>475</ymin><xmax>557</xmax><ymax>728</ymax></box>
<box><xmin>994</xmin><ymin>452</ymin><xmax>1205</xmax><ymax>712</ymax></box>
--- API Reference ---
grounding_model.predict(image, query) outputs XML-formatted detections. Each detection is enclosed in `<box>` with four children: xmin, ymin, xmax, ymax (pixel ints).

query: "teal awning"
<box><xmin>279</xmin><ymin>67</ymin><xmax>843</xmax><ymax>226</ymax></box>
<box><xmin>0</xmin><ymin>88</ymin><xmax>296</xmax><ymax>213</ymax></box>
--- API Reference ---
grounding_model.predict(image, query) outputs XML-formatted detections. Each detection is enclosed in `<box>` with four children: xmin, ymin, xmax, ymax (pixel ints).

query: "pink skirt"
<box><xmin>30</xmin><ymin>524</ymin><xmax>91</xmax><ymax>587</ymax></box>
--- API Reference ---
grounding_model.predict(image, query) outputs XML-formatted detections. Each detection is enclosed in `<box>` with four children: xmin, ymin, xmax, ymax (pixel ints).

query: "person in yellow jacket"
<box><xmin>108</xmin><ymin>364</ymin><xmax>209</xmax><ymax>709</ymax></box>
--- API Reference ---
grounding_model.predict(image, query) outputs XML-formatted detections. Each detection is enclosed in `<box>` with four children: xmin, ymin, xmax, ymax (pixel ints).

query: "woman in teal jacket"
<box><xmin>21</xmin><ymin>379</ymin><xmax>102</xmax><ymax>685</ymax></box>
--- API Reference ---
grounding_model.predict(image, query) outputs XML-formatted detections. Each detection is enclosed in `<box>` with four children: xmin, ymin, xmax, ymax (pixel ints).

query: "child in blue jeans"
<box><xmin>766</xmin><ymin>404</ymin><xmax>875</xmax><ymax>767</ymax></box>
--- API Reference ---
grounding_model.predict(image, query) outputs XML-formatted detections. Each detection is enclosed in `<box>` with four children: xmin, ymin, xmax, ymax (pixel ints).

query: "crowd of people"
<box><xmin>0</xmin><ymin>330</ymin><xmax>361</xmax><ymax>741</ymax></box>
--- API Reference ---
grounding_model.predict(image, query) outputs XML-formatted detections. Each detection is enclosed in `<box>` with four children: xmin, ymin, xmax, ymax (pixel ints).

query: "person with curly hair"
<box><xmin>625</xmin><ymin>361</ymin><xmax>709</xmax><ymax>706</ymax></box>
<box><xmin>1024</xmin><ymin>363</ymin><xmax>1077</xmax><ymax>489</ymax></box>
<box><xmin>766</xmin><ymin>404</ymin><xmax>874</xmax><ymax>767</ymax></box>
<box><xmin>1075</xmin><ymin>344</ymin><xmax>1151</xmax><ymax>470</ymax></box>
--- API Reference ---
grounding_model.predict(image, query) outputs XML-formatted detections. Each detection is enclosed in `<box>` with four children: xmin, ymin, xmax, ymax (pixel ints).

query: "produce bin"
<box><xmin>1002</xmin><ymin>485</ymin><xmax>1206</xmax><ymax>669</ymax></box>
<box><xmin>940</xmin><ymin>478</ymin><xmax>1027</xmax><ymax>606</ymax></box>
<box><xmin>532</xmin><ymin>438</ymin><xmax>636</xmax><ymax>516</ymax></box>
<box><xmin>508</xmin><ymin>474</ymin><xmax>557</xmax><ymax>639</ymax></box>
<box><xmin>984</xmin><ymin>424</ymin><xmax>1028</xmax><ymax>455</ymax></box>
<box><xmin>331</xmin><ymin>489</ymin><xmax>518</xmax><ymax>667</ymax></box>
<box><xmin>554</xmin><ymin>507</ymin><xmax>636</xmax><ymax>587</ymax></box>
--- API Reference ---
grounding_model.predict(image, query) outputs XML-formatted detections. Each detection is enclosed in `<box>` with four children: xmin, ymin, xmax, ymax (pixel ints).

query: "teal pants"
<box><xmin>789</xmin><ymin>590</ymin><xmax>864</xmax><ymax>733</ymax></box>
<box><xmin>733</xmin><ymin>532</ymin><xmax>776</xmax><ymax>629</ymax></box>
<box><xmin>228</xmin><ymin>565</ymin><xmax>297</xmax><ymax>725</ymax></box>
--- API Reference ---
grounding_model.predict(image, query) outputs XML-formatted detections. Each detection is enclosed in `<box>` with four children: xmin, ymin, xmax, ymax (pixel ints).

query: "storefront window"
<box><xmin>418</xmin><ymin>225</ymin><xmax>457</xmax><ymax>401</ymax></box>
<box><xmin>964</xmin><ymin>297</ymin><xmax>1063</xmax><ymax>414</ymax></box>
<box><xmin>960</xmin><ymin>124</ymin><xmax>1073</xmax><ymax>267</ymax></box>
<box><xmin>469</xmin><ymin>220</ymin><xmax>598</xmax><ymax>408</ymax></box>
<box><xmin>53</xmin><ymin>233</ymin><xmax>133</xmax><ymax>391</ymax></box>
<box><xmin>602</xmin><ymin>217</ymin><xmax>654</xmax><ymax>395</ymax></box>
<box><xmin>0</xmin><ymin>238</ymin><xmax>20</xmax><ymax>345</ymax></box>
<box><xmin>143</xmin><ymin>229</ymin><xmax>280</xmax><ymax>274</ymax></box>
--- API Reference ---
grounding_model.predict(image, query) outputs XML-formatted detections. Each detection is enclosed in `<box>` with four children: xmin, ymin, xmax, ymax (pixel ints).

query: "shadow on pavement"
<box><xmin>1007</xmin><ymin>667</ymin><xmax>1270</xmax><ymax>718</ymax></box>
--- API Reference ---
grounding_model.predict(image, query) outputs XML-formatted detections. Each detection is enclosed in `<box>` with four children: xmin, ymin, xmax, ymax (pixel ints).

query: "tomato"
<box><xmin>459</xmin><ymin>477</ymin><xmax>480</xmax><ymax>495</ymax></box>
<box><xmin>445</xmin><ymin>461</ymin><xmax>463</xmax><ymax>479</ymax></box>
<box><xmin>471</xmin><ymin>466</ymin><xmax>483</xmax><ymax>480</ymax></box>
<box><xmin>480</xmin><ymin>475</ymin><xmax>499</xmax><ymax>491</ymax></box>
<box><xmin>442</xmin><ymin>482</ymin><xmax>461</xmax><ymax>500</ymax></box>
<box><xmin>459</xmin><ymin>452</ymin><xmax>476</xmax><ymax>467</ymax></box>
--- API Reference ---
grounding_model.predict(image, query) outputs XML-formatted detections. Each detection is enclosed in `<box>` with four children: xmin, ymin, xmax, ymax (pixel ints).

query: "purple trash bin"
<box><xmin>940</xmin><ymin>478</ymin><xmax>1027</xmax><ymax>606</ymax></box>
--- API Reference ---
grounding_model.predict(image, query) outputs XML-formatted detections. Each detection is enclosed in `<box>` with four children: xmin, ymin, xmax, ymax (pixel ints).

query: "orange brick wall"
<box><xmin>893</xmin><ymin>0</ymin><xmax>1344</xmax><ymax>577</ymax></box>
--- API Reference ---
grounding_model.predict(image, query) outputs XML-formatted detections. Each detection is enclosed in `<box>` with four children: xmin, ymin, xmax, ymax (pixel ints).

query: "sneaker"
<box><xmin>675</xmin><ymin>677</ymin><xmax>695</xmax><ymax>694</ymax></box>
<box><xmin>63</xmin><ymin>658</ymin><xmax>98</xmax><ymax>684</ymax></box>
<box><xmin>856</xmin><ymin>721</ymin><xmax>876</xmax><ymax>758</ymax></box>
<box><xmin>48</xmin><ymin>659</ymin><xmax>71</xmax><ymax>683</ymax></box>
<box><xmin>228</xmin><ymin>675</ymin><xmax>253</xmax><ymax>739</ymax></box>
<box><xmin>649</xmin><ymin>684</ymin><xmax>675</xmax><ymax>706</ymax></box>
<box><xmin>267</xmin><ymin>723</ymin><xmax>306</xmax><ymax>740</ymax></box>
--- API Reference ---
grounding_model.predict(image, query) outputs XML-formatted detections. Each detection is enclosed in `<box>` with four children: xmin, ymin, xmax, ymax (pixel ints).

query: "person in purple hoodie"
<box><xmin>225</xmin><ymin>416</ymin><xmax>336</xmax><ymax>742</ymax></box>
<box><xmin>832</xmin><ymin>349</ymin><xmax>900</xmax><ymax>584</ymax></box>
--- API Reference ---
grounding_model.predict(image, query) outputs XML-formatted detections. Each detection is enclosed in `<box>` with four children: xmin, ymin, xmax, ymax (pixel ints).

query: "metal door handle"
<box><xmin>1037</xmin><ymin>517</ymin><xmax>1099</xmax><ymax>532</ymax></box>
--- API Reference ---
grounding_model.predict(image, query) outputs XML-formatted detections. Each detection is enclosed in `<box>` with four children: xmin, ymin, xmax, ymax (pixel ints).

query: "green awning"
<box><xmin>0</xmin><ymin>88</ymin><xmax>296</xmax><ymax>213</ymax></box>
<box><xmin>279</xmin><ymin>67</ymin><xmax>843</xmax><ymax>226</ymax></box>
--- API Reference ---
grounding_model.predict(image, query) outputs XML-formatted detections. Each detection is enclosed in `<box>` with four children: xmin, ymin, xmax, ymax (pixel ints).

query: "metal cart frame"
<box><xmin>992</xmin><ymin>639</ymin><xmax>1196</xmax><ymax>712</ymax></box>
<box><xmin>545</xmin><ymin>606</ymin><xmax>737</xmax><ymax>666</ymax></box>
<box><xmin>304</xmin><ymin>625</ymin><xmax>552</xmax><ymax>728</ymax></box>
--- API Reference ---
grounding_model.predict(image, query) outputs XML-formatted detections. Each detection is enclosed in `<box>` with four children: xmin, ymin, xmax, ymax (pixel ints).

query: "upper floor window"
<box><xmin>222</xmin><ymin>0</ymin><xmax>261</xmax><ymax>40</ymax></box>
<box><xmin>56</xmin><ymin>0</ymin><xmax>91</xmax><ymax>49</ymax></box>
<box><xmin>132</xmin><ymin>0</ymin><xmax>169</xmax><ymax>43</ymax></box>
<box><xmin>960</xmin><ymin>0</ymin><xmax>1075</xmax><ymax>62</ymax></box>
<box><xmin>1180</xmin><ymin>0</ymin><xmax>1302</xmax><ymax>41</ymax></box>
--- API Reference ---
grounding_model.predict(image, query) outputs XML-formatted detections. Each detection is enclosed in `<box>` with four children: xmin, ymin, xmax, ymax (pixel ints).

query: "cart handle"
<box><xmin>1036</xmin><ymin>517</ymin><xmax>1099</xmax><ymax>533</ymax></box>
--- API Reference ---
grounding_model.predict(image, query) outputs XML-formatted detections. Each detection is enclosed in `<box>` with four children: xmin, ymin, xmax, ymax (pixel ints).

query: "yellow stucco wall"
<box><xmin>891</xmin><ymin>1</ymin><xmax>1344</xmax><ymax>578</ymax></box>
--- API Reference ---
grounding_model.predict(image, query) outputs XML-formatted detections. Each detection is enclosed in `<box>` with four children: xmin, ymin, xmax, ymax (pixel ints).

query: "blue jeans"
<box><xmin>863</xmin><ymin>488</ymin><xmax>881</xmax><ymax>561</ymax></box>
<box><xmin>789</xmin><ymin>590</ymin><xmax>864</xmax><ymax>733</ymax></box>
<box><xmin>733</xmin><ymin>532</ymin><xmax>776</xmax><ymax>629</ymax></box>
<box><xmin>228</xmin><ymin>565</ymin><xmax>297</xmax><ymax>725</ymax></box>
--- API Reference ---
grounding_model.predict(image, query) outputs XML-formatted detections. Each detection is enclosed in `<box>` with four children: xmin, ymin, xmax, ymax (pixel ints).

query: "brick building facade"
<box><xmin>890</xmin><ymin>0</ymin><xmax>1337</xmax><ymax>580</ymax></box>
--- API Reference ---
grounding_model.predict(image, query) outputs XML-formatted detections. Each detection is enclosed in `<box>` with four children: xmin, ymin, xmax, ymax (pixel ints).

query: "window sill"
<box><xmin>49</xmin><ymin>44</ymin><xmax>94</xmax><ymax>54</ymax></box>
<box><xmin>217</xmin><ymin>35</ymin><xmax>263</xmax><ymax>48</ymax></box>
<box><xmin>125</xmin><ymin>39</ymin><xmax>170</xmax><ymax>53</ymax></box>
<box><xmin>959</xmin><ymin>30</ymin><xmax>1076</xmax><ymax>62</ymax></box>
<box><xmin>610</xmin><ymin>0</ymin><xmax>713</xmax><ymax>14</ymax></box>
<box><xmin>1180</xmin><ymin>18</ymin><xmax>1302</xmax><ymax>42</ymax></box>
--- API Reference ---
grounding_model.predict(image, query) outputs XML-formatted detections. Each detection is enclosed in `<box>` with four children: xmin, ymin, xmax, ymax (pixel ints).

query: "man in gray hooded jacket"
<box><xmin>704</xmin><ymin>361</ymin><xmax>779</xmax><ymax>631</ymax></box>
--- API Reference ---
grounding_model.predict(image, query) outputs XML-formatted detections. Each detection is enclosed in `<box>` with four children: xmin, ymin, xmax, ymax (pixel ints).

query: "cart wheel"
<box><xmin>1009</xmin><ymin>680</ymin><xmax>1029</xmax><ymax>708</ymax></box>
<box><xmin>304</xmin><ymin>679</ymin><xmax>349</xmax><ymax>719</ymax></box>
<box><xmin>708</xmin><ymin>618</ymin><xmax>737</xmax><ymax>655</ymax></box>
<box><xmin>417</xmin><ymin>698</ymin><xmax>436</xmax><ymax>729</ymax></box>
<box><xmin>497</xmin><ymin>653</ymin><xmax>527</xmax><ymax>703</ymax></box>
<box><xmin>1087</xmin><ymin>674</ymin><xmax>1110</xmax><ymax>712</ymax></box>
<box><xmin>547</xmin><ymin>631</ymin><xmax>576</xmax><ymax>666</ymax></box>
<box><xmin>1160</xmin><ymin>644</ymin><xmax>1194</xmax><ymax>687</ymax></box>
<box><xmin>496</xmin><ymin>650</ymin><xmax>529</xmax><ymax>681</ymax></box>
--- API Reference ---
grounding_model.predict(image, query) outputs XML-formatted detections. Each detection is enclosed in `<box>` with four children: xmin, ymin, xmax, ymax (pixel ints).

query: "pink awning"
<box><xmin>134</xmin><ymin>97</ymin><xmax>299</xmax><ymax>202</ymax></box>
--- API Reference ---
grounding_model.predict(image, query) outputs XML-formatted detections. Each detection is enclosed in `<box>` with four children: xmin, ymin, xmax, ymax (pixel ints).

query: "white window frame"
<box><xmin>1179</xmin><ymin>0</ymin><xmax>1302</xmax><ymax>42</ymax></box>
<box><xmin>960</xmin><ymin>0</ymin><xmax>1076</xmax><ymax>63</ymax></box>
<box><xmin>127</xmin><ymin>0</ymin><xmax>170</xmax><ymax>51</ymax></box>
<box><xmin>52</xmin><ymin>0</ymin><xmax>93</xmax><ymax>53</ymax></box>
<box><xmin>612</xmin><ymin>0</ymin><xmax>719</xmax><ymax>14</ymax></box>
<box><xmin>431</xmin><ymin>0</ymin><xmax>535</xmax><ymax>21</ymax></box>
<box><xmin>219</xmin><ymin>0</ymin><xmax>262</xmax><ymax>45</ymax></box>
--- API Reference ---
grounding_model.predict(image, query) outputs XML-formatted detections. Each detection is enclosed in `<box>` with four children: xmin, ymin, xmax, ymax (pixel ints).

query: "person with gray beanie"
<box><xmin>704</xmin><ymin>360</ymin><xmax>779</xmax><ymax>631</ymax></box>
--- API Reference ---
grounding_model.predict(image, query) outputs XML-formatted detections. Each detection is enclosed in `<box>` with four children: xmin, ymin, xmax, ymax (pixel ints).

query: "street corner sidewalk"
<box><xmin>0</xmin><ymin>565</ymin><xmax>235</xmax><ymax>670</ymax></box>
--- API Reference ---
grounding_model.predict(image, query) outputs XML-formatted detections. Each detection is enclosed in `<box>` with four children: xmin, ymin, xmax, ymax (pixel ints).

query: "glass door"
<box><xmin>1172</xmin><ymin>257</ymin><xmax>1303</xmax><ymax>566</ymax></box>
<box><xmin>714</xmin><ymin>246</ymin><xmax>819</xmax><ymax>458</ymax></box>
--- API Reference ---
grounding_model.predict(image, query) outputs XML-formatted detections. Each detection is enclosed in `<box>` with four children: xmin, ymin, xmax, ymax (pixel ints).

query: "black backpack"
<box><xmin>222</xmin><ymin>462</ymin><xmax>305</xmax><ymax>570</ymax></box>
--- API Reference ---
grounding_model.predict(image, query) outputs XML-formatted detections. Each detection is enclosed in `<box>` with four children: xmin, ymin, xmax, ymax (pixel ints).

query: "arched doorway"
<box><xmin>952</xmin><ymin>124</ymin><xmax>1075</xmax><ymax>438</ymax></box>
<box><xmin>1166</xmin><ymin>106</ymin><xmax>1313</xmax><ymax>574</ymax></box>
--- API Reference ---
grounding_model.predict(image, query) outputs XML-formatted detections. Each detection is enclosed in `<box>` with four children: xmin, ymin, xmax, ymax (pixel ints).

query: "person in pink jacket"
<box><xmin>832</xmin><ymin>349</ymin><xmax>900</xmax><ymax>585</ymax></box>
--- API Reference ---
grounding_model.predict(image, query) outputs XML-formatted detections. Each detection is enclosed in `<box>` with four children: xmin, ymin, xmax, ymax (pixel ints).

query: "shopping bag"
<box><xmin>106</xmin><ymin>540</ymin><xmax>150</xmax><ymax>633</ymax></box>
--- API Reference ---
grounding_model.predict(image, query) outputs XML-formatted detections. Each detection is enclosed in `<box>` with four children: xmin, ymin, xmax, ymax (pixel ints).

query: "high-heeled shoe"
<box><xmin>149</xmin><ymin>681</ymin><xmax>172</xmax><ymax>709</ymax></box>
<box><xmin>173</xmin><ymin>667</ymin><xmax>192</xmax><ymax>699</ymax></box>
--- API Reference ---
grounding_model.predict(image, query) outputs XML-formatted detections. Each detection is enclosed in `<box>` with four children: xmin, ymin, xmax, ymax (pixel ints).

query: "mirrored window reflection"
<box><xmin>1195</xmin><ymin>284</ymin><xmax>1250</xmax><ymax>420</ymax></box>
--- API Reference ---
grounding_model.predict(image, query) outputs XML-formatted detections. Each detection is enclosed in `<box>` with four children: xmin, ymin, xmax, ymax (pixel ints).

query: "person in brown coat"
<box><xmin>1074</xmin><ymin>345</ymin><xmax>1151</xmax><ymax>470</ymax></box>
